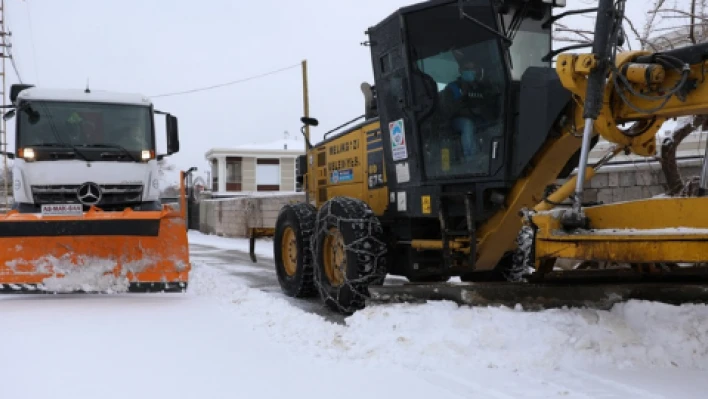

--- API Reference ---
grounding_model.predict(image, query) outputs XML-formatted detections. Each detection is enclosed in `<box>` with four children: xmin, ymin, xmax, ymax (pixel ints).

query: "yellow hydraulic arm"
<box><xmin>520</xmin><ymin>38</ymin><xmax>708</xmax><ymax>276</ymax></box>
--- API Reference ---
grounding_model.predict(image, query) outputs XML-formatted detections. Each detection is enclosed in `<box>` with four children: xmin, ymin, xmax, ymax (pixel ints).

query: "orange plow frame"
<box><xmin>0</xmin><ymin>172</ymin><xmax>191</xmax><ymax>294</ymax></box>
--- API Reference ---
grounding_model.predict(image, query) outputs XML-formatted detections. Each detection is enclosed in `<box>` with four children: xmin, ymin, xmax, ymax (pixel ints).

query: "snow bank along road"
<box><xmin>1</xmin><ymin>231</ymin><xmax>707</xmax><ymax>399</ymax></box>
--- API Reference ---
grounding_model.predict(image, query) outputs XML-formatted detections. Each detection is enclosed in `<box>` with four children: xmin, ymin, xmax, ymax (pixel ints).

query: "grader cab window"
<box><xmin>406</xmin><ymin>3</ymin><xmax>506</xmax><ymax>179</ymax></box>
<box><xmin>502</xmin><ymin>9</ymin><xmax>552</xmax><ymax>80</ymax></box>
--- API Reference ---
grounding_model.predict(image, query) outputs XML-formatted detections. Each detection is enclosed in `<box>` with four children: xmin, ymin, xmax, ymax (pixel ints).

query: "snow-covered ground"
<box><xmin>188</xmin><ymin>230</ymin><xmax>275</xmax><ymax>259</ymax></box>
<box><xmin>2</xmin><ymin>233</ymin><xmax>708</xmax><ymax>398</ymax></box>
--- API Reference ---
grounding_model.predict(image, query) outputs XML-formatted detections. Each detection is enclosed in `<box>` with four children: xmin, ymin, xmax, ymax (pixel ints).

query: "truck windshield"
<box><xmin>17</xmin><ymin>101</ymin><xmax>154</xmax><ymax>152</ymax></box>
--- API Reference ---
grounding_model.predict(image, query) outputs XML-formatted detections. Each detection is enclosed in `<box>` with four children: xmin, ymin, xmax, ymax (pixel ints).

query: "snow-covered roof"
<box><xmin>17</xmin><ymin>87</ymin><xmax>152</xmax><ymax>107</ymax></box>
<box><xmin>233</xmin><ymin>138</ymin><xmax>305</xmax><ymax>151</ymax></box>
<box><xmin>205</xmin><ymin>138</ymin><xmax>306</xmax><ymax>159</ymax></box>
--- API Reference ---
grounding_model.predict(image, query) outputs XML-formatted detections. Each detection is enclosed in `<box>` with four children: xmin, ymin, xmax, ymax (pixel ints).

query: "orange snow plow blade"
<box><xmin>0</xmin><ymin>206</ymin><xmax>190</xmax><ymax>293</ymax></box>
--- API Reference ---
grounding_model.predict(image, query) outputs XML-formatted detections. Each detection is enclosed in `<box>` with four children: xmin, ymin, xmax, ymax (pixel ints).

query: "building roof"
<box><xmin>17</xmin><ymin>87</ymin><xmax>152</xmax><ymax>106</ymax></box>
<box><xmin>205</xmin><ymin>138</ymin><xmax>306</xmax><ymax>159</ymax></box>
<box><xmin>233</xmin><ymin>138</ymin><xmax>306</xmax><ymax>151</ymax></box>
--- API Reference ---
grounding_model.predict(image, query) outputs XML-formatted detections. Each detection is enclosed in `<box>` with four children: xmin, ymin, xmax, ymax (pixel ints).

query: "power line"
<box><xmin>3</xmin><ymin>2</ymin><xmax>23</xmax><ymax>84</ymax></box>
<box><xmin>8</xmin><ymin>50</ymin><xmax>23</xmax><ymax>84</ymax></box>
<box><xmin>23</xmin><ymin>0</ymin><xmax>39</xmax><ymax>84</ymax></box>
<box><xmin>150</xmin><ymin>63</ymin><xmax>301</xmax><ymax>98</ymax></box>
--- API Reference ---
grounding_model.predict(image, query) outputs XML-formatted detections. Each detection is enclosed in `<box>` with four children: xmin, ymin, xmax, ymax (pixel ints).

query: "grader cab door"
<box><xmin>366</xmin><ymin>0</ymin><xmax>511</xmax><ymax>190</ymax></box>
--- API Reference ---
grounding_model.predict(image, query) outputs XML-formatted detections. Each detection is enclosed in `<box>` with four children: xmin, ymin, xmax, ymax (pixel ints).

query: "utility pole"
<box><xmin>0</xmin><ymin>0</ymin><xmax>9</xmax><ymax>210</ymax></box>
<box><xmin>301</xmin><ymin>59</ymin><xmax>312</xmax><ymax>204</ymax></box>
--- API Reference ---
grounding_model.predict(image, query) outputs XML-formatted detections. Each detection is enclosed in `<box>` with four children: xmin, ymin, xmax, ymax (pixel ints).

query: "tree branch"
<box><xmin>660</xmin><ymin>115</ymin><xmax>708</xmax><ymax>195</ymax></box>
<box><xmin>642</xmin><ymin>0</ymin><xmax>668</xmax><ymax>49</ymax></box>
<box><xmin>648</xmin><ymin>8</ymin><xmax>708</xmax><ymax>22</ymax></box>
<box><xmin>553</xmin><ymin>36</ymin><xmax>593</xmax><ymax>45</ymax></box>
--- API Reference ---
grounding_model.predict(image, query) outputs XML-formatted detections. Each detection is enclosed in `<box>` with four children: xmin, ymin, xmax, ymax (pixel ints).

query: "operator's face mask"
<box><xmin>461</xmin><ymin>69</ymin><xmax>476</xmax><ymax>83</ymax></box>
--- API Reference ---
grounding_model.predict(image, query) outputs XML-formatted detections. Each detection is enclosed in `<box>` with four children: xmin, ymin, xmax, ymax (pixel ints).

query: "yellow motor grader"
<box><xmin>259</xmin><ymin>0</ymin><xmax>708</xmax><ymax>314</ymax></box>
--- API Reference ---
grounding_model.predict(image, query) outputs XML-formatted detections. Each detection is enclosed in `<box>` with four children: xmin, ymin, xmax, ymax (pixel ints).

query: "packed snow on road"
<box><xmin>2</xmin><ymin>232</ymin><xmax>708</xmax><ymax>399</ymax></box>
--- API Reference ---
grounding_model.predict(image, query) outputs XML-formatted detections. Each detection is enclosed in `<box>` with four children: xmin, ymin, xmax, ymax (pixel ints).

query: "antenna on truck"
<box><xmin>85</xmin><ymin>78</ymin><xmax>91</xmax><ymax>93</ymax></box>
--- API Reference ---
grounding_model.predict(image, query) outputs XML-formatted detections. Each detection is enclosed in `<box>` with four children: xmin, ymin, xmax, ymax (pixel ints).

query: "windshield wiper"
<box><xmin>30</xmin><ymin>102</ymin><xmax>90</xmax><ymax>162</ymax></box>
<box><xmin>78</xmin><ymin>144</ymin><xmax>139</xmax><ymax>162</ymax></box>
<box><xmin>28</xmin><ymin>143</ymin><xmax>90</xmax><ymax>160</ymax></box>
<box><xmin>457</xmin><ymin>0</ymin><xmax>512</xmax><ymax>46</ymax></box>
<box><xmin>30</xmin><ymin>142</ymin><xmax>75</xmax><ymax>147</ymax></box>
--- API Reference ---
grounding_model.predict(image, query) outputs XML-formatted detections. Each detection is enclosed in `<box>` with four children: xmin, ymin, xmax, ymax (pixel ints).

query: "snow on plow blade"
<box><xmin>0</xmin><ymin>207</ymin><xmax>190</xmax><ymax>294</ymax></box>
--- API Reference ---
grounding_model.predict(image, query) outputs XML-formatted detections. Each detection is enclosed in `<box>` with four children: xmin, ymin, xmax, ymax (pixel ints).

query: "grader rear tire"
<box><xmin>312</xmin><ymin>197</ymin><xmax>388</xmax><ymax>315</ymax></box>
<box><xmin>273</xmin><ymin>202</ymin><xmax>317</xmax><ymax>298</ymax></box>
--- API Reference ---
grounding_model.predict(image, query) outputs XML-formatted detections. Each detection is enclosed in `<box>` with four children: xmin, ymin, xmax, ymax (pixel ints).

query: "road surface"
<box><xmin>189</xmin><ymin>243</ymin><xmax>349</xmax><ymax>323</ymax></box>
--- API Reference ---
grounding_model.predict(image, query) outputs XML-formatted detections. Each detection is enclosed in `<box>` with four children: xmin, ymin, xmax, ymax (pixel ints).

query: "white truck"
<box><xmin>1</xmin><ymin>84</ymin><xmax>180</xmax><ymax>214</ymax></box>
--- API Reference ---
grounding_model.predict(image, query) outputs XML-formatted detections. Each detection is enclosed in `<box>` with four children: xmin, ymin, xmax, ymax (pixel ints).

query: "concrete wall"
<box><xmin>198</xmin><ymin>129</ymin><xmax>707</xmax><ymax>237</ymax></box>
<box><xmin>196</xmin><ymin>163</ymin><xmax>701</xmax><ymax>238</ymax></box>
<box><xmin>577</xmin><ymin>163</ymin><xmax>701</xmax><ymax>204</ymax></box>
<box><xmin>577</xmin><ymin>128</ymin><xmax>706</xmax><ymax>203</ymax></box>
<box><xmin>198</xmin><ymin>193</ymin><xmax>305</xmax><ymax>237</ymax></box>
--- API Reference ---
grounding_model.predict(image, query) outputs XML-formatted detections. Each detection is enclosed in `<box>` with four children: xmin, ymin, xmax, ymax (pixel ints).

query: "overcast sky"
<box><xmin>0</xmin><ymin>1</ymin><xmax>672</xmax><ymax>185</ymax></box>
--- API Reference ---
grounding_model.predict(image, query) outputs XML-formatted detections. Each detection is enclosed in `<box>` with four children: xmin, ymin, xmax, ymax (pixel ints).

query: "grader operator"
<box><xmin>262</xmin><ymin>0</ymin><xmax>708</xmax><ymax>314</ymax></box>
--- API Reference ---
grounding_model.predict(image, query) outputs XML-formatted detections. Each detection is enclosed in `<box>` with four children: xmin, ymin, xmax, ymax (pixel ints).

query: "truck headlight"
<box><xmin>141</xmin><ymin>150</ymin><xmax>155</xmax><ymax>161</ymax></box>
<box><xmin>19</xmin><ymin>148</ymin><xmax>35</xmax><ymax>161</ymax></box>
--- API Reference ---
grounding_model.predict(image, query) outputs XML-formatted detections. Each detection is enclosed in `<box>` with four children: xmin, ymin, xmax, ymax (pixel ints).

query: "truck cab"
<box><xmin>3</xmin><ymin>84</ymin><xmax>180</xmax><ymax>214</ymax></box>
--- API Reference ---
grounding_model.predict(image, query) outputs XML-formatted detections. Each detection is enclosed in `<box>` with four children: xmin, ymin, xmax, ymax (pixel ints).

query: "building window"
<box><xmin>295</xmin><ymin>157</ymin><xmax>302</xmax><ymax>192</ymax></box>
<box><xmin>226</xmin><ymin>156</ymin><xmax>242</xmax><ymax>191</ymax></box>
<box><xmin>256</xmin><ymin>158</ymin><xmax>280</xmax><ymax>191</ymax></box>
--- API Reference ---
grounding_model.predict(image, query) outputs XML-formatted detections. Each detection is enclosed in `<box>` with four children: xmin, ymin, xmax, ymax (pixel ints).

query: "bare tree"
<box><xmin>553</xmin><ymin>1</ymin><xmax>707</xmax><ymax>195</ymax></box>
<box><xmin>553</xmin><ymin>1</ymin><xmax>706</xmax><ymax>51</ymax></box>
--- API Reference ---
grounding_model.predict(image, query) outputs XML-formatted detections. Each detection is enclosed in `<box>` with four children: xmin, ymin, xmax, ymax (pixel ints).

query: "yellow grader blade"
<box><xmin>532</xmin><ymin>197</ymin><xmax>708</xmax><ymax>266</ymax></box>
<box><xmin>0</xmin><ymin>206</ymin><xmax>190</xmax><ymax>294</ymax></box>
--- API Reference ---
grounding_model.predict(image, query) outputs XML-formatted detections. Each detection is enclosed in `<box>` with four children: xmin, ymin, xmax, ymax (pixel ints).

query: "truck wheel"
<box><xmin>312</xmin><ymin>197</ymin><xmax>387</xmax><ymax>315</ymax></box>
<box><xmin>274</xmin><ymin>202</ymin><xmax>317</xmax><ymax>298</ymax></box>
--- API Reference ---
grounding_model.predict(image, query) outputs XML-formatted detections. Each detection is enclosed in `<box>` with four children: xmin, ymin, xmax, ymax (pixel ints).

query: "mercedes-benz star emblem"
<box><xmin>77</xmin><ymin>182</ymin><xmax>102</xmax><ymax>205</ymax></box>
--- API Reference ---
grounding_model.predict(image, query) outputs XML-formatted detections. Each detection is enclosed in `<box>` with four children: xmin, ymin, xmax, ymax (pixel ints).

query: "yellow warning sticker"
<box><xmin>422</xmin><ymin>195</ymin><xmax>431</xmax><ymax>214</ymax></box>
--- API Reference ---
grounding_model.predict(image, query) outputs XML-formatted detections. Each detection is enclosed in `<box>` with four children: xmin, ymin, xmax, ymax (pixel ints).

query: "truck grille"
<box><xmin>31</xmin><ymin>184</ymin><xmax>144</xmax><ymax>206</ymax></box>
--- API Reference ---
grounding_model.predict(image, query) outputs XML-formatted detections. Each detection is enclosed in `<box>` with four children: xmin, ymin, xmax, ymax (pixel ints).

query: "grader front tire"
<box><xmin>273</xmin><ymin>203</ymin><xmax>317</xmax><ymax>298</ymax></box>
<box><xmin>312</xmin><ymin>197</ymin><xmax>388</xmax><ymax>315</ymax></box>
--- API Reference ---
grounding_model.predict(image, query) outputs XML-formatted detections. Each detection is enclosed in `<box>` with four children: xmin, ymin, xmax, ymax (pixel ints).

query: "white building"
<box><xmin>204</xmin><ymin>138</ymin><xmax>305</xmax><ymax>195</ymax></box>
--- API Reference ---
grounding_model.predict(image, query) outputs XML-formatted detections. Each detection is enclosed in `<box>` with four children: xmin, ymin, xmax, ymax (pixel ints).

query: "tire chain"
<box><xmin>289</xmin><ymin>202</ymin><xmax>318</xmax><ymax>297</ymax></box>
<box><xmin>311</xmin><ymin>197</ymin><xmax>388</xmax><ymax>314</ymax></box>
<box><xmin>508</xmin><ymin>225</ymin><xmax>536</xmax><ymax>282</ymax></box>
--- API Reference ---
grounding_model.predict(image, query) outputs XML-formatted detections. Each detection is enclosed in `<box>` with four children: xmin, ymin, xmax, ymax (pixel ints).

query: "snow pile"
<box><xmin>233</xmin><ymin>138</ymin><xmax>304</xmax><ymax>152</ymax></box>
<box><xmin>188</xmin><ymin>262</ymin><xmax>708</xmax><ymax>372</ymax></box>
<box><xmin>3</xmin><ymin>259</ymin><xmax>707</xmax><ymax>398</ymax></box>
<box><xmin>345</xmin><ymin>301</ymin><xmax>708</xmax><ymax>371</ymax></box>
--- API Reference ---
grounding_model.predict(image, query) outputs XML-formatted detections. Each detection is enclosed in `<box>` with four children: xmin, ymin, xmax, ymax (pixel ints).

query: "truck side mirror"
<box><xmin>10</xmin><ymin>84</ymin><xmax>34</xmax><ymax>104</ymax></box>
<box><xmin>166</xmin><ymin>115</ymin><xmax>180</xmax><ymax>154</ymax></box>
